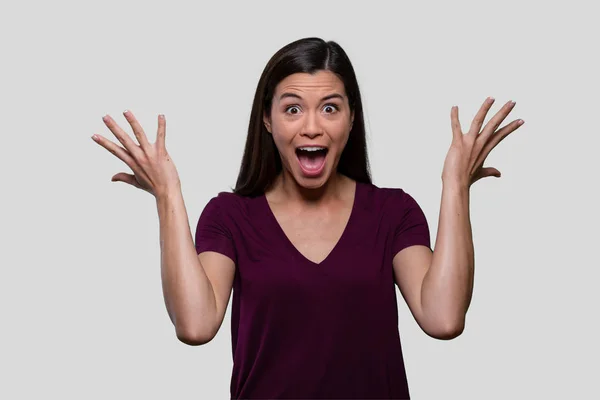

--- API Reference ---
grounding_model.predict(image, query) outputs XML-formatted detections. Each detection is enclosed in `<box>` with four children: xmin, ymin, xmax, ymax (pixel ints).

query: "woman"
<box><xmin>92</xmin><ymin>37</ymin><xmax>524</xmax><ymax>399</ymax></box>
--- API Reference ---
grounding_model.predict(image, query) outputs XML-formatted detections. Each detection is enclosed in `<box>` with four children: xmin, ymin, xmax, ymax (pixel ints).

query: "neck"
<box><xmin>270</xmin><ymin>171</ymin><xmax>348</xmax><ymax>206</ymax></box>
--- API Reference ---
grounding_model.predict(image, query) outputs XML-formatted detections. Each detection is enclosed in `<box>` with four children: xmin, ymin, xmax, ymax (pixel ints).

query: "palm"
<box><xmin>91</xmin><ymin>110</ymin><xmax>181</xmax><ymax>198</ymax></box>
<box><xmin>442</xmin><ymin>97</ymin><xmax>524</xmax><ymax>187</ymax></box>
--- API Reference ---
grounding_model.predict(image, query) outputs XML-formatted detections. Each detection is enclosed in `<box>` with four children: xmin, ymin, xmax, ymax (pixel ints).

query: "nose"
<box><xmin>300</xmin><ymin>111</ymin><xmax>323</xmax><ymax>139</ymax></box>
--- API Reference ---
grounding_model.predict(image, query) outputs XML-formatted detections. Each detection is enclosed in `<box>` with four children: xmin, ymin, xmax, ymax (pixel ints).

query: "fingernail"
<box><xmin>123</xmin><ymin>109</ymin><xmax>129</xmax><ymax>114</ymax></box>
<box><xmin>518</xmin><ymin>119</ymin><xmax>524</xmax><ymax>125</ymax></box>
<box><xmin>488</xmin><ymin>97</ymin><xmax>495</xmax><ymax>102</ymax></box>
<box><xmin>92</xmin><ymin>134</ymin><xmax>98</xmax><ymax>141</ymax></box>
<box><xmin>509</xmin><ymin>100</ymin><xmax>516</xmax><ymax>106</ymax></box>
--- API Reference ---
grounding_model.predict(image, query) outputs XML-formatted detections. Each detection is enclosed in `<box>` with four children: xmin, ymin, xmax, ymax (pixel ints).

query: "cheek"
<box><xmin>329</xmin><ymin>123</ymin><xmax>351</xmax><ymax>147</ymax></box>
<box><xmin>270</xmin><ymin>130</ymin><xmax>295</xmax><ymax>163</ymax></box>
<box><xmin>271</xmin><ymin>117</ymin><xmax>298</xmax><ymax>140</ymax></box>
<box><xmin>270</xmin><ymin>122</ymin><xmax>299</xmax><ymax>157</ymax></box>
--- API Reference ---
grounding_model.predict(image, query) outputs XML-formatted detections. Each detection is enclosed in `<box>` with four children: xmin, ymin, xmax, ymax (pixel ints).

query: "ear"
<box><xmin>263</xmin><ymin>112</ymin><xmax>272</xmax><ymax>133</ymax></box>
<box><xmin>350</xmin><ymin>111</ymin><xmax>354</xmax><ymax>130</ymax></box>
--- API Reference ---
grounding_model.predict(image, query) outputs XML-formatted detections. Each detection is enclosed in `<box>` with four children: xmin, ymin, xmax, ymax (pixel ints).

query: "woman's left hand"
<box><xmin>441</xmin><ymin>97</ymin><xmax>524</xmax><ymax>188</ymax></box>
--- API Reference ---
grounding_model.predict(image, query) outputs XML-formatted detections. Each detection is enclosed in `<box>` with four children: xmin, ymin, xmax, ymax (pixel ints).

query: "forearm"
<box><xmin>156</xmin><ymin>188</ymin><xmax>217</xmax><ymax>341</ymax></box>
<box><xmin>421</xmin><ymin>182</ymin><xmax>474</xmax><ymax>333</ymax></box>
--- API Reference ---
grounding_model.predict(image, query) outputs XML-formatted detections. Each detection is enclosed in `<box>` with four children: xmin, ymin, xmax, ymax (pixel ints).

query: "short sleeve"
<box><xmin>194</xmin><ymin>196</ymin><xmax>237</xmax><ymax>264</ymax></box>
<box><xmin>390</xmin><ymin>190</ymin><xmax>432</xmax><ymax>256</ymax></box>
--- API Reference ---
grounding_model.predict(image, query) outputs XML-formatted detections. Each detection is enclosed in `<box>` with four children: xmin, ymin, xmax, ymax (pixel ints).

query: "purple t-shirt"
<box><xmin>195</xmin><ymin>181</ymin><xmax>431</xmax><ymax>399</ymax></box>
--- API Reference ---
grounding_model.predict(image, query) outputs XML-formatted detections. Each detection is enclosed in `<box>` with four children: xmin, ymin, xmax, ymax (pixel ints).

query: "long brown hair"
<box><xmin>233</xmin><ymin>37</ymin><xmax>371</xmax><ymax>197</ymax></box>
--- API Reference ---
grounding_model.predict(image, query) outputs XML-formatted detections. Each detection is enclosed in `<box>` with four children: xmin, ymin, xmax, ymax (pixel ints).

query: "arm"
<box><xmin>93</xmin><ymin>111</ymin><xmax>235</xmax><ymax>346</ymax></box>
<box><xmin>157</xmin><ymin>189</ymin><xmax>235</xmax><ymax>346</ymax></box>
<box><xmin>394</xmin><ymin>97</ymin><xmax>524</xmax><ymax>340</ymax></box>
<box><xmin>393</xmin><ymin>184</ymin><xmax>472</xmax><ymax>340</ymax></box>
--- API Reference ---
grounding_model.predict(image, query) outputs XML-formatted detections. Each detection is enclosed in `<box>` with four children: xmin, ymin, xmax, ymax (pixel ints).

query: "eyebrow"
<box><xmin>278</xmin><ymin>92</ymin><xmax>345</xmax><ymax>102</ymax></box>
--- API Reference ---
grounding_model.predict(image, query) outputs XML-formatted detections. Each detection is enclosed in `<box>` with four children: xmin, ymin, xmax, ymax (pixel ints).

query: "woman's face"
<box><xmin>264</xmin><ymin>70</ymin><xmax>354</xmax><ymax>190</ymax></box>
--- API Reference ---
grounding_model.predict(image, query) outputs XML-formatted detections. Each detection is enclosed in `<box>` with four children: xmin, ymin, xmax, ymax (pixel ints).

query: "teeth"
<box><xmin>298</xmin><ymin>147</ymin><xmax>326</xmax><ymax>152</ymax></box>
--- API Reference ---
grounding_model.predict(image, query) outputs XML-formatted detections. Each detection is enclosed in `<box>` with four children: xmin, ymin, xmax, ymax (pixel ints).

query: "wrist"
<box><xmin>441</xmin><ymin>178</ymin><xmax>470</xmax><ymax>194</ymax></box>
<box><xmin>155</xmin><ymin>183</ymin><xmax>183</xmax><ymax>204</ymax></box>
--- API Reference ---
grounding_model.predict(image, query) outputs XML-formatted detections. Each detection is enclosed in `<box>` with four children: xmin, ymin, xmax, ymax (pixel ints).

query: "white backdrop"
<box><xmin>1</xmin><ymin>0</ymin><xmax>598</xmax><ymax>398</ymax></box>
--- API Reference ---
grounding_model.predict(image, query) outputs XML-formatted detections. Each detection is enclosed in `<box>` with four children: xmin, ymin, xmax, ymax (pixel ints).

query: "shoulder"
<box><xmin>204</xmin><ymin>191</ymin><xmax>245</xmax><ymax>210</ymax></box>
<box><xmin>200</xmin><ymin>190</ymin><xmax>261</xmax><ymax>224</ymax></box>
<box><xmin>361</xmin><ymin>183</ymin><xmax>431</xmax><ymax>251</ymax></box>
<box><xmin>360</xmin><ymin>182</ymin><xmax>422</xmax><ymax>213</ymax></box>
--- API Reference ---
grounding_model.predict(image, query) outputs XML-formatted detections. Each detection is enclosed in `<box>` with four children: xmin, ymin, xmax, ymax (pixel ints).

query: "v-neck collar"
<box><xmin>261</xmin><ymin>181</ymin><xmax>361</xmax><ymax>266</ymax></box>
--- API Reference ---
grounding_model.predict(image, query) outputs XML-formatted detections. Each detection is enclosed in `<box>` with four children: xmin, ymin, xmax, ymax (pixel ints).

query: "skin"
<box><xmin>93</xmin><ymin>112</ymin><xmax>235</xmax><ymax>345</ymax></box>
<box><xmin>91</xmin><ymin>72</ymin><xmax>524</xmax><ymax>343</ymax></box>
<box><xmin>394</xmin><ymin>98</ymin><xmax>524</xmax><ymax>339</ymax></box>
<box><xmin>263</xmin><ymin>75</ymin><xmax>526</xmax><ymax>340</ymax></box>
<box><xmin>263</xmin><ymin>70</ymin><xmax>355</xmax><ymax>201</ymax></box>
<box><xmin>263</xmin><ymin>71</ymin><xmax>357</xmax><ymax>264</ymax></box>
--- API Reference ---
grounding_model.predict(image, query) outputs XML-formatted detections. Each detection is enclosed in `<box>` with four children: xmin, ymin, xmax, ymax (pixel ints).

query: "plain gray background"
<box><xmin>1</xmin><ymin>0</ymin><xmax>598</xmax><ymax>398</ymax></box>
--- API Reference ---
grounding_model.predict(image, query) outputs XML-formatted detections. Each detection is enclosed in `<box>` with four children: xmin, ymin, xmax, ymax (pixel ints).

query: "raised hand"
<box><xmin>92</xmin><ymin>110</ymin><xmax>181</xmax><ymax>198</ymax></box>
<box><xmin>442</xmin><ymin>97</ymin><xmax>524</xmax><ymax>188</ymax></box>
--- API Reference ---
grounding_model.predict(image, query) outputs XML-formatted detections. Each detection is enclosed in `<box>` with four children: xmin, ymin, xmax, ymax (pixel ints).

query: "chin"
<box><xmin>294</xmin><ymin>175</ymin><xmax>329</xmax><ymax>190</ymax></box>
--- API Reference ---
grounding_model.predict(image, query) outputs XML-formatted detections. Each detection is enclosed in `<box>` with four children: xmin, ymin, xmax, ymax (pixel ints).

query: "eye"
<box><xmin>285</xmin><ymin>105</ymin><xmax>301</xmax><ymax>115</ymax></box>
<box><xmin>322</xmin><ymin>104</ymin><xmax>339</xmax><ymax>114</ymax></box>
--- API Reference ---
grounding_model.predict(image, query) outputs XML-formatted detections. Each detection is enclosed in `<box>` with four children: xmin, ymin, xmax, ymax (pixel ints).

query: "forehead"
<box><xmin>274</xmin><ymin>70</ymin><xmax>347</xmax><ymax>99</ymax></box>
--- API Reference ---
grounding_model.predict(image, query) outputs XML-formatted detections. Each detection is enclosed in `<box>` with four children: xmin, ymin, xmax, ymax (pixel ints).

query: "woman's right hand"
<box><xmin>92</xmin><ymin>110</ymin><xmax>181</xmax><ymax>198</ymax></box>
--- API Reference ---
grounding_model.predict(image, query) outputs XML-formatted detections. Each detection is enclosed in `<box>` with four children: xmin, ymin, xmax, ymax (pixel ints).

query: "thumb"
<box><xmin>482</xmin><ymin>167</ymin><xmax>502</xmax><ymax>178</ymax></box>
<box><xmin>111</xmin><ymin>173</ymin><xmax>142</xmax><ymax>188</ymax></box>
<box><xmin>471</xmin><ymin>167</ymin><xmax>501</xmax><ymax>185</ymax></box>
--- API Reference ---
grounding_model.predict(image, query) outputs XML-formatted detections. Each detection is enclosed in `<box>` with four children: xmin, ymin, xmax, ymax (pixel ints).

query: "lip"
<box><xmin>295</xmin><ymin>147</ymin><xmax>328</xmax><ymax>178</ymax></box>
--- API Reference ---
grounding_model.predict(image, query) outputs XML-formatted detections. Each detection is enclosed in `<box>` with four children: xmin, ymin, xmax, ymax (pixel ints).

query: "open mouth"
<box><xmin>295</xmin><ymin>146</ymin><xmax>328</xmax><ymax>175</ymax></box>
